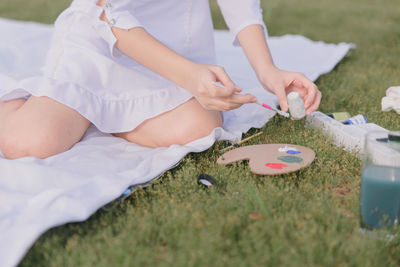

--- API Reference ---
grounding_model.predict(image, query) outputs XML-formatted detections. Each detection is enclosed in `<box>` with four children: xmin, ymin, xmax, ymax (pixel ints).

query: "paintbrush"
<box><xmin>254</xmin><ymin>102</ymin><xmax>290</xmax><ymax>118</ymax></box>
<box><xmin>219</xmin><ymin>131</ymin><xmax>263</xmax><ymax>153</ymax></box>
<box><xmin>211</xmin><ymin>82</ymin><xmax>290</xmax><ymax>118</ymax></box>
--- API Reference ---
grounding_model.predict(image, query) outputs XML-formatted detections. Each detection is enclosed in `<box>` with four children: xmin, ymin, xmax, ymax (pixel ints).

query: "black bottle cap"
<box><xmin>197</xmin><ymin>174</ymin><xmax>216</xmax><ymax>187</ymax></box>
<box><xmin>388</xmin><ymin>131</ymin><xmax>400</xmax><ymax>143</ymax></box>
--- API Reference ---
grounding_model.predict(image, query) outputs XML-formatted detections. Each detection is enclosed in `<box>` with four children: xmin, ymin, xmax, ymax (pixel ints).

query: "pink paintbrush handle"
<box><xmin>261</xmin><ymin>103</ymin><xmax>272</xmax><ymax>110</ymax></box>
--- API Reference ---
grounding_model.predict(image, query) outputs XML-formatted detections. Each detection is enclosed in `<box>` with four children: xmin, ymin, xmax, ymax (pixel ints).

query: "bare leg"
<box><xmin>0</xmin><ymin>98</ymin><xmax>26</xmax><ymax>133</ymax></box>
<box><xmin>0</xmin><ymin>96</ymin><xmax>91</xmax><ymax>159</ymax></box>
<box><xmin>113</xmin><ymin>98</ymin><xmax>222</xmax><ymax>147</ymax></box>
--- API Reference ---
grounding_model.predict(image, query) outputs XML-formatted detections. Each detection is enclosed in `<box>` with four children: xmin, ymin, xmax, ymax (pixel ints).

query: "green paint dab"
<box><xmin>277</xmin><ymin>156</ymin><xmax>303</xmax><ymax>163</ymax></box>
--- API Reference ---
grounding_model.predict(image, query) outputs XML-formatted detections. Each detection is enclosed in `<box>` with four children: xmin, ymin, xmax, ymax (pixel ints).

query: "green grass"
<box><xmin>1</xmin><ymin>0</ymin><xmax>400</xmax><ymax>266</ymax></box>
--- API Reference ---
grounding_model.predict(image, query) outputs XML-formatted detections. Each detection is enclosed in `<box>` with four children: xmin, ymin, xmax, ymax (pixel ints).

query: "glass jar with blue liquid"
<box><xmin>361</xmin><ymin>131</ymin><xmax>400</xmax><ymax>229</ymax></box>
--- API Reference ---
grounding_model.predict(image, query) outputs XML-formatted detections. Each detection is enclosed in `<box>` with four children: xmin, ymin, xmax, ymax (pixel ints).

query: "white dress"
<box><xmin>0</xmin><ymin>0</ymin><xmax>267</xmax><ymax>133</ymax></box>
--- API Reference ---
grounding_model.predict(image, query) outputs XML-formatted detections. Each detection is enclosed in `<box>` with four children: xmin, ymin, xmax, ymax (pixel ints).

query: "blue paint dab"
<box><xmin>286</xmin><ymin>150</ymin><xmax>301</xmax><ymax>154</ymax></box>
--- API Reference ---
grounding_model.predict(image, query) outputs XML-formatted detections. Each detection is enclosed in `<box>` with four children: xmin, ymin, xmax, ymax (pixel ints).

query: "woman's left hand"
<box><xmin>259</xmin><ymin>66</ymin><xmax>322</xmax><ymax>115</ymax></box>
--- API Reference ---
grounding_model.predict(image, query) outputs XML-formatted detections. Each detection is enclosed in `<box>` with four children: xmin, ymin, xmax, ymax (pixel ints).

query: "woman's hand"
<box><xmin>259</xmin><ymin>66</ymin><xmax>322</xmax><ymax>115</ymax></box>
<box><xmin>236</xmin><ymin>25</ymin><xmax>321</xmax><ymax>115</ymax></box>
<box><xmin>187</xmin><ymin>64</ymin><xmax>257</xmax><ymax>111</ymax></box>
<box><xmin>109</xmin><ymin>25</ymin><xmax>256</xmax><ymax>112</ymax></box>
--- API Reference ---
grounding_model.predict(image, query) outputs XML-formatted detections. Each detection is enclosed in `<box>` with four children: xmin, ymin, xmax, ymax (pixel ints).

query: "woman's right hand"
<box><xmin>187</xmin><ymin>64</ymin><xmax>257</xmax><ymax>111</ymax></box>
<box><xmin>109</xmin><ymin>24</ymin><xmax>255</xmax><ymax>111</ymax></box>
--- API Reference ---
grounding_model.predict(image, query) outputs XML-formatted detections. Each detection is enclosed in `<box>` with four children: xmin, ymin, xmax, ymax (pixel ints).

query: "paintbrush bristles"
<box><xmin>275</xmin><ymin>109</ymin><xmax>290</xmax><ymax>118</ymax></box>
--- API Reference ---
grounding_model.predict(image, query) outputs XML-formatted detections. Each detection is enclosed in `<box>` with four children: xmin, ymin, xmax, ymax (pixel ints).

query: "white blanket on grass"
<box><xmin>0</xmin><ymin>18</ymin><xmax>354</xmax><ymax>267</ymax></box>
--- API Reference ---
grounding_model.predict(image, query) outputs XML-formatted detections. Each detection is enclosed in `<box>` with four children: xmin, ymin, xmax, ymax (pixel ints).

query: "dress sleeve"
<box><xmin>216</xmin><ymin>0</ymin><xmax>268</xmax><ymax>46</ymax></box>
<box><xmin>91</xmin><ymin>0</ymin><xmax>143</xmax><ymax>57</ymax></box>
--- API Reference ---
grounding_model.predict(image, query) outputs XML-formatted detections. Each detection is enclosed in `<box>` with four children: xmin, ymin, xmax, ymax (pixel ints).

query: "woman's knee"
<box><xmin>148</xmin><ymin>109</ymin><xmax>222</xmax><ymax>147</ymax></box>
<box><xmin>0</xmin><ymin>96</ymin><xmax>90</xmax><ymax>159</ymax></box>
<box><xmin>115</xmin><ymin>99</ymin><xmax>223</xmax><ymax>148</ymax></box>
<box><xmin>115</xmin><ymin>111</ymin><xmax>222</xmax><ymax>148</ymax></box>
<box><xmin>0</xmin><ymin>123</ymin><xmax>70</xmax><ymax>159</ymax></box>
<box><xmin>171</xmin><ymin>111</ymin><xmax>222</xmax><ymax>145</ymax></box>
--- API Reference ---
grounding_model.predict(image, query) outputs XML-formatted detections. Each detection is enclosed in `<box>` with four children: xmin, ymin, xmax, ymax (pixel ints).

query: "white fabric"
<box><xmin>217</xmin><ymin>0</ymin><xmax>267</xmax><ymax>46</ymax></box>
<box><xmin>382</xmin><ymin>86</ymin><xmax>400</xmax><ymax>114</ymax></box>
<box><xmin>0</xmin><ymin>0</ymin><xmax>266</xmax><ymax>133</ymax></box>
<box><xmin>0</xmin><ymin>17</ymin><xmax>354</xmax><ymax>267</ymax></box>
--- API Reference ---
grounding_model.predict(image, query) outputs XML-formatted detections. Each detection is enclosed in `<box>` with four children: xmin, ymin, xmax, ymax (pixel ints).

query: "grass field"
<box><xmin>1</xmin><ymin>0</ymin><xmax>400</xmax><ymax>266</ymax></box>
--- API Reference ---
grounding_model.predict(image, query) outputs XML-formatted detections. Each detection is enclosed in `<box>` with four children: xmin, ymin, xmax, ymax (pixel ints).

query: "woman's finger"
<box><xmin>209</xmin><ymin>93</ymin><xmax>256</xmax><ymax>111</ymax></box>
<box><xmin>205</xmin><ymin>93</ymin><xmax>257</xmax><ymax>111</ymax></box>
<box><xmin>235</xmin><ymin>86</ymin><xmax>243</xmax><ymax>93</ymax></box>
<box><xmin>305</xmin><ymin>90</ymin><xmax>322</xmax><ymax>115</ymax></box>
<box><xmin>274</xmin><ymin>85</ymin><xmax>289</xmax><ymax>112</ymax></box>
<box><xmin>210</xmin><ymin>80</ymin><xmax>237</xmax><ymax>97</ymax></box>
<box><xmin>224</xmin><ymin>93</ymin><xmax>257</xmax><ymax>105</ymax></box>
<box><xmin>209</xmin><ymin>65</ymin><xmax>238</xmax><ymax>92</ymax></box>
<box><xmin>288</xmin><ymin>79</ymin><xmax>307</xmax><ymax>98</ymax></box>
<box><xmin>213</xmin><ymin>99</ymin><xmax>242</xmax><ymax>111</ymax></box>
<box><xmin>296</xmin><ymin>76</ymin><xmax>318</xmax><ymax>109</ymax></box>
<box><xmin>197</xmin><ymin>95</ymin><xmax>240</xmax><ymax>111</ymax></box>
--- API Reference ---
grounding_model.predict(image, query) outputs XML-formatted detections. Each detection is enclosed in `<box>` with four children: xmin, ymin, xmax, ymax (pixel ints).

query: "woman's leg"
<box><xmin>0</xmin><ymin>96</ymin><xmax>91</xmax><ymax>159</ymax></box>
<box><xmin>113</xmin><ymin>98</ymin><xmax>223</xmax><ymax>147</ymax></box>
<box><xmin>0</xmin><ymin>98</ymin><xmax>26</xmax><ymax>133</ymax></box>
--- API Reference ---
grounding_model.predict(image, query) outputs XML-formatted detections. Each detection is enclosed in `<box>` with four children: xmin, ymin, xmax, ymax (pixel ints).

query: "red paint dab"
<box><xmin>249</xmin><ymin>214</ymin><xmax>265</xmax><ymax>219</ymax></box>
<box><xmin>265</xmin><ymin>163</ymin><xmax>288</xmax><ymax>169</ymax></box>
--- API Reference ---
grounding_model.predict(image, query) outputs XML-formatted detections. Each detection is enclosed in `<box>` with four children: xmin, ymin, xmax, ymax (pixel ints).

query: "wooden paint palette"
<box><xmin>217</xmin><ymin>144</ymin><xmax>315</xmax><ymax>175</ymax></box>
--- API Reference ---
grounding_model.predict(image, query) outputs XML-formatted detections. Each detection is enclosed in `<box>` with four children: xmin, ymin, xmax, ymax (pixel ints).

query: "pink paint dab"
<box><xmin>265</xmin><ymin>163</ymin><xmax>288</xmax><ymax>169</ymax></box>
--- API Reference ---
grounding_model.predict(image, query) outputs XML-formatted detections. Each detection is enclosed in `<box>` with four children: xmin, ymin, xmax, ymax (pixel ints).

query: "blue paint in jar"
<box><xmin>361</xmin><ymin>165</ymin><xmax>400</xmax><ymax>228</ymax></box>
